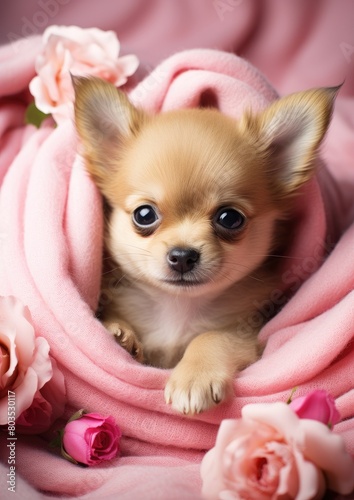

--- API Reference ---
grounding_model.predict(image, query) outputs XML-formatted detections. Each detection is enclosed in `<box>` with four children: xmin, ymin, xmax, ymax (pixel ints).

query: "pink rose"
<box><xmin>62</xmin><ymin>412</ymin><xmax>122</xmax><ymax>465</ymax></box>
<box><xmin>201</xmin><ymin>403</ymin><xmax>354</xmax><ymax>500</ymax></box>
<box><xmin>16</xmin><ymin>358</ymin><xmax>66</xmax><ymax>434</ymax></box>
<box><xmin>29</xmin><ymin>25</ymin><xmax>139</xmax><ymax>124</ymax></box>
<box><xmin>0</xmin><ymin>297</ymin><xmax>49</xmax><ymax>421</ymax></box>
<box><xmin>289</xmin><ymin>390</ymin><xmax>340</xmax><ymax>428</ymax></box>
<box><xmin>0</xmin><ymin>296</ymin><xmax>65</xmax><ymax>432</ymax></box>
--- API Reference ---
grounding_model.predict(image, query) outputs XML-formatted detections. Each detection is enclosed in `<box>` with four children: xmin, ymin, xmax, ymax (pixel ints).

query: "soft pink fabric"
<box><xmin>0</xmin><ymin>3</ymin><xmax>354</xmax><ymax>497</ymax></box>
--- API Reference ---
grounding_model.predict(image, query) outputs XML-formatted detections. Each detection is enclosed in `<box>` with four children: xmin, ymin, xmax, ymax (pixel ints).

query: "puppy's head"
<box><xmin>74</xmin><ymin>77</ymin><xmax>337</xmax><ymax>296</ymax></box>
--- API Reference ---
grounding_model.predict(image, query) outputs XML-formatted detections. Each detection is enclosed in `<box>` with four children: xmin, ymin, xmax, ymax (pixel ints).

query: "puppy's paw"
<box><xmin>104</xmin><ymin>320</ymin><xmax>144</xmax><ymax>363</ymax></box>
<box><xmin>164</xmin><ymin>362</ymin><xmax>233</xmax><ymax>415</ymax></box>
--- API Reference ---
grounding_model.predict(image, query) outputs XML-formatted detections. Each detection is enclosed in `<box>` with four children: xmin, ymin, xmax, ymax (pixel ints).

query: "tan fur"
<box><xmin>74</xmin><ymin>77</ymin><xmax>337</xmax><ymax>414</ymax></box>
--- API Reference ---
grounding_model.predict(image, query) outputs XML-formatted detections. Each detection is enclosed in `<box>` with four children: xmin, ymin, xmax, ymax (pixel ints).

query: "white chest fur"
<box><xmin>108</xmin><ymin>282</ymin><xmax>218</xmax><ymax>367</ymax></box>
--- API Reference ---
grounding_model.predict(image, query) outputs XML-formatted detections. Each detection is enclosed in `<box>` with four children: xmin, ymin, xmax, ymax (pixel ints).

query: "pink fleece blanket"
<box><xmin>1</xmin><ymin>35</ymin><xmax>354</xmax><ymax>499</ymax></box>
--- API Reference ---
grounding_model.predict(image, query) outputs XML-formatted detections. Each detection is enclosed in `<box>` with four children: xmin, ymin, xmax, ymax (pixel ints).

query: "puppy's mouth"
<box><xmin>162</xmin><ymin>277</ymin><xmax>207</xmax><ymax>287</ymax></box>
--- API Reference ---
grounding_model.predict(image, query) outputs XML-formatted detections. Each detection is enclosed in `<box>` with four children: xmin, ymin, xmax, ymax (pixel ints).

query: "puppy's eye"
<box><xmin>216</xmin><ymin>208</ymin><xmax>245</xmax><ymax>230</ymax></box>
<box><xmin>133</xmin><ymin>205</ymin><xmax>159</xmax><ymax>231</ymax></box>
<box><xmin>214</xmin><ymin>208</ymin><xmax>246</xmax><ymax>239</ymax></box>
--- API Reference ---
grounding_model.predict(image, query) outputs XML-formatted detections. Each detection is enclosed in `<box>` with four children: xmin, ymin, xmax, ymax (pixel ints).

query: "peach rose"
<box><xmin>0</xmin><ymin>296</ymin><xmax>65</xmax><ymax>432</ymax></box>
<box><xmin>29</xmin><ymin>25</ymin><xmax>139</xmax><ymax>124</ymax></box>
<box><xmin>201</xmin><ymin>402</ymin><xmax>354</xmax><ymax>500</ymax></box>
<box><xmin>16</xmin><ymin>358</ymin><xmax>66</xmax><ymax>434</ymax></box>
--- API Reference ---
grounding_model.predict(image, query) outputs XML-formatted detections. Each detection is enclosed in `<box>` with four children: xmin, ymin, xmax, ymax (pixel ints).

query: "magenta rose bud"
<box><xmin>289</xmin><ymin>390</ymin><xmax>340</xmax><ymax>427</ymax></box>
<box><xmin>62</xmin><ymin>412</ymin><xmax>122</xmax><ymax>465</ymax></box>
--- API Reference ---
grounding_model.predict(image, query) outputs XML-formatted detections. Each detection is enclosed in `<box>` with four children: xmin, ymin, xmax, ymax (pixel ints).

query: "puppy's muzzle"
<box><xmin>167</xmin><ymin>247</ymin><xmax>200</xmax><ymax>274</ymax></box>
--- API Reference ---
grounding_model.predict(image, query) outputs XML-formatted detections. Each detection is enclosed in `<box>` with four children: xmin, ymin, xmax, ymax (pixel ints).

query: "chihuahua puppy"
<box><xmin>74</xmin><ymin>76</ymin><xmax>336</xmax><ymax>414</ymax></box>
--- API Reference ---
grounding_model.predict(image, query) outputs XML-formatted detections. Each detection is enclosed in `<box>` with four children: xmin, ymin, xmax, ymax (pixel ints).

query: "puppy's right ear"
<box><xmin>73</xmin><ymin>76</ymin><xmax>147</xmax><ymax>194</ymax></box>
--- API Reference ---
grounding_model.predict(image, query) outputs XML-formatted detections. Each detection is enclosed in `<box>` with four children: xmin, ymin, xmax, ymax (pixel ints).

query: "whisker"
<box><xmin>102</xmin><ymin>251</ymin><xmax>151</xmax><ymax>260</ymax></box>
<box><xmin>119</xmin><ymin>243</ymin><xmax>153</xmax><ymax>254</ymax></box>
<box><xmin>102</xmin><ymin>257</ymin><xmax>158</xmax><ymax>276</ymax></box>
<box><xmin>249</xmin><ymin>253</ymin><xmax>303</xmax><ymax>260</ymax></box>
<box><xmin>102</xmin><ymin>266</ymin><xmax>121</xmax><ymax>276</ymax></box>
<box><xmin>108</xmin><ymin>252</ymin><xmax>153</xmax><ymax>259</ymax></box>
<box><xmin>221</xmin><ymin>269</ymin><xmax>265</xmax><ymax>284</ymax></box>
<box><xmin>220</xmin><ymin>262</ymin><xmax>266</xmax><ymax>283</ymax></box>
<box><xmin>112</xmin><ymin>273</ymin><xmax>129</xmax><ymax>288</ymax></box>
<box><xmin>221</xmin><ymin>259</ymin><xmax>261</xmax><ymax>273</ymax></box>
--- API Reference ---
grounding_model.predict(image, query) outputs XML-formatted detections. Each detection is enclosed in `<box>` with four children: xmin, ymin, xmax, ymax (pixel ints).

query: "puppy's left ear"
<box><xmin>242</xmin><ymin>86</ymin><xmax>339</xmax><ymax>198</ymax></box>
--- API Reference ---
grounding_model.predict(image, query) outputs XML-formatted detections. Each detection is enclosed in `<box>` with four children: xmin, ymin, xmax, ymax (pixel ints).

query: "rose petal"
<box><xmin>29</xmin><ymin>77</ymin><xmax>54</xmax><ymax>115</ymax></box>
<box><xmin>16</xmin><ymin>392</ymin><xmax>53</xmax><ymax>434</ymax></box>
<box><xmin>39</xmin><ymin>357</ymin><xmax>66</xmax><ymax>421</ymax></box>
<box><xmin>291</xmin><ymin>447</ymin><xmax>325</xmax><ymax>500</ymax></box>
<box><xmin>90</xmin><ymin>28</ymin><xmax>120</xmax><ymax>58</ymax></box>
<box><xmin>30</xmin><ymin>337</ymin><xmax>53</xmax><ymax>391</ymax></box>
<box><xmin>0</xmin><ymin>297</ymin><xmax>36</xmax><ymax>373</ymax></box>
<box><xmin>0</xmin><ymin>344</ymin><xmax>10</xmax><ymax>389</ymax></box>
<box><xmin>219</xmin><ymin>491</ymin><xmax>238</xmax><ymax>500</ymax></box>
<box><xmin>15</xmin><ymin>357</ymin><xmax>66</xmax><ymax>434</ymax></box>
<box><xmin>63</xmin><ymin>426</ymin><xmax>91</xmax><ymax>464</ymax></box>
<box><xmin>88</xmin><ymin>428</ymin><xmax>119</xmax><ymax>461</ymax></box>
<box><xmin>201</xmin><ymin>447</ymin><xmax>225</xmax><ymax>500</ymax></box>
<box><xmin>201</xmin><ymin>420</ymin><xmax>250</xmax><ymax>499</ymax></box>
<box><xmin>114</xmin><ymin>55</ymin><xmax>140</xmax><ymax>79</ymax></box>
<box><xmin>290</xmin><ymin>390</ymin><xmax>341</xmax><ymax>427</ymax></box>
<box><xmin>242</xmin><ymin>402</ymin><xmax>301</xmax><ymax>443</ymax></box>
<box><xmin>298</xmin><ymin>419</ymin><xmax>354</xmax><ymax>494</ymax></box>
<box><xmin>0</xmin><ymin>366</ymin><xmax>38</xmax><ymax>424</ymax></box>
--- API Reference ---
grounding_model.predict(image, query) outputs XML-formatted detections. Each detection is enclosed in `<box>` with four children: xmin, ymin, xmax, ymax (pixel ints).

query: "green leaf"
<box><xmin>60</xmin><ymin>443</ymin><xmax>81</xmax><ymax>466</ymax></box>
<box><xmin>67</xmin><ymin>408</ymin><xmax>88</xmax><ymax>423</ymax></box>
<box><xmin>49</xmin><ymin>429</ymin><xmax>64</xmax><ymax>450</ymax></box>
<box><xmin>25</xmin><ymin>102</ymin><xmax>50</xmax><ymax>128</ymax></box>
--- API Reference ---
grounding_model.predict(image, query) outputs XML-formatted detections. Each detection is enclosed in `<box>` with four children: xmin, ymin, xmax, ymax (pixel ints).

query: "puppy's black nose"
<box><xmin>167</xmin><ymin>247</ymin><xmax>200</xmax><ymax>274</ymax></box>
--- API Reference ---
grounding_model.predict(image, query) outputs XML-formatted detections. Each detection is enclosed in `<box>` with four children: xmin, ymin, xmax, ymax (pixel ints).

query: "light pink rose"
<box><xmin>201</xmin><ymin>402</ymin><xmax>354</xmax><ymax>500</ymax></box>
<box><xmin>29</xmin><ymin>25</ymin><xmax>139</xmax><ymax>124</ymax></box>
<box><xmin>0</xmin><ymin>296</ymin><xmax>66</xmax><ymax>432</ymax></box>
<box><xmin>289</xmin><ymin>390</ymin><xmax>340</xmax><ymax>428</ymax></box>
<box><xmin>62</xmin><ymin>412</ymin><xmax>122</xmax><ymax>465</ymax></box>
<box><xmin>16</xmin><ymin>358</ymin><xmax>66</xmax><ymax>434</ymax></box>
